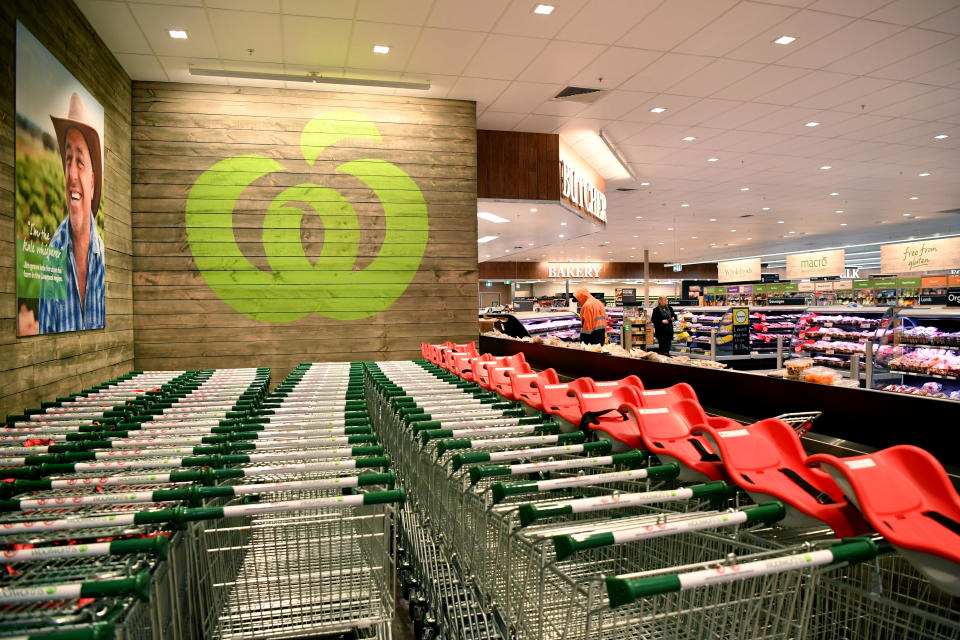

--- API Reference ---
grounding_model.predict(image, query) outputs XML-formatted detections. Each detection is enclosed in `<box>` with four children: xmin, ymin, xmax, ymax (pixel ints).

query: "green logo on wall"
<box><xmin>186</xmin><ymin>110</ymin><xmax>428</xmax><ymax>322</ymax></box>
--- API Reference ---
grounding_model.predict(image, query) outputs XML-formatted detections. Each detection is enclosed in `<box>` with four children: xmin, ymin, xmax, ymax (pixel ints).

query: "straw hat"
<box><xmin>50</xmin><ymin>92</ymin><xmax>102</xmax><ymax>217</ymax></box>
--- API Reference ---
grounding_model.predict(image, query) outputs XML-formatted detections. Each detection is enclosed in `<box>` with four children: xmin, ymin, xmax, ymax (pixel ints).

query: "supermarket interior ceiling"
<box><xmin>79</xmin><ymin>0</ymin><xmax>960</xmax><ymax>264</ymax></box>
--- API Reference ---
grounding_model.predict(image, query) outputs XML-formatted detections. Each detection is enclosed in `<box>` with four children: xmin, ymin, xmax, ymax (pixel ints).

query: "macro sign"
<box><xmin>785</xmin><ymin>249</ymin><xmax>844</xmax><ymax>280</ymax></box>
<box><xmin>185</xmin><ymin>110</ymin><xmax>428</xmax><ymax>323</ymax></box>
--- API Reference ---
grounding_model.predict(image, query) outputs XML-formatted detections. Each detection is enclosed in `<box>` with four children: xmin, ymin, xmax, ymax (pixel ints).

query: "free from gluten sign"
<box><xmin>881</xmin><ymin>237</ymin><xmax>960</xmax><ymax>273</ymax></box>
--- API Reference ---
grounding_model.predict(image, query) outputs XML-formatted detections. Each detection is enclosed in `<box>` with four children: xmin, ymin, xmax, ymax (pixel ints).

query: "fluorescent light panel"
<box><xmin>477</xmin><ymin>212</ymin><xmax>511</xmax><ymax>223</ymax></box>
<box><xmin>188</xmin><ymin>67</ymin><xmax>430</xmax><ymax>90</ymax></box>
<box><xmin>598</xmin><ymin>129</ymin><xmax>638</xmax><ymax>181</ymax></box>
<box><xmin>477</xmin><ymin>235</ymin><xmax>499</xmax><ymax>244</ymax></box>
<box><xmin>534</xmin><ymin>4</ymin><xmax>555</xmax><ymax>14</ymax></box>
<box><xmin>169</xmin><ymin>29</ymin><xmax>188</xmax><ymax>39</ymax></box>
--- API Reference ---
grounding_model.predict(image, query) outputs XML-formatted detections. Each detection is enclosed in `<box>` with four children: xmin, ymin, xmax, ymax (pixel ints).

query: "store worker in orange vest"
<box><xmin>574</xmin><ymin>287</ymin><xmax>608</xmax><ymax>345</ymax></box>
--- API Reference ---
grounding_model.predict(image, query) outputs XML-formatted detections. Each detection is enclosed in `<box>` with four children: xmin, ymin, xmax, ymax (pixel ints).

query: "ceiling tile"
<box><xmin>207</xmin><ymin>0</ymin><xmax>280</xmax><ymax>11</ymax></box>
<box><xmin>462</xmin><ymin>34</ymin><xmax>549</xmax><ymax>80</ymax></box>
<box><xmin>128</xmin><ymin>4</ymin><xmax>220</xmax><ymax>57</ymax></box>
<box><xmin>738</xmin><ymin>106</ymin><xmax>822</xmax><ymax>133</ymax></box>
<box><xmin>827</xmin><ymin>28</ymin><xmax>953</xmax><ymax>76</ymax></box>
<box><xmin>566</xmin><ymin>47</ymin><xmax>660</xmax><ymax>90</ymax></box>
<box><xmin>157</xmin><ymin>56</ymin><xmax>220</xmax><ymax>83</ymax></box>
<box><xmin>824</xmin><ymin>113</ymin><xmax>895</xmax><ymax>137</ymax></box>
<box><xmin>807</xmin><ymin>0</ymin><xmax>897</xmax><ymax>18</ymax></box>
<box><xmin>532</xmin><ymin>99</ymin><xmax>586</xmax><ymax>116</ymax></box>
<box><xmin>517</xmin><ymin>40</ymin><xmax>606</xmax><ymax>84</ymax></box>
<box><xmin>725</xmin><ymin>10</ymin><xmax>854</xmax><ymax>64</ymax></box>
<box><xmin>556</xmin><ymin>0</ymin><xmax>662</xmax><ymax>44</ymax></box>
<box><xmin>405</xmin><ymin>28</ymin><xmax>486</xmax><ymax>75</ymax></box>
<box><xmin>777</xmin><ymin>19</ymin><xmax>903</xmax><ymax>69</ymax></box>
<box><xmin>75</xmin><ymin>0</ymin><xmax>153</xmax><ymax>55</ymax></box>
<box><xmin>345</xmin><ymin>21</ymin><xmax>420</xmax><ymax>71</ymax></box>
<box><xmin>208</xmin><ymin>9</ymin><xmax>283</xmax><ymax>63</ymax></box>
<box><xmin>621</xmin><ymin>94</ymin><xmax>700</xmax><ymax>122</ymax></box>
<box><xmin>492</xmin><ymin>0</ymin><xmax>591</xmax><ymax>38</ymax></box>
<box><xmin>488</xmin><ymin>82</ymin><xmax>560</xmax><ymax>113</ymax></box>
<box><xmin>618</xmin><ymin>53</ymin><xmax>713</xmax><ymax>93</ymax></box>
<box><xmin>712</xmin><ymin>65</ymin><xmax>810</xmax><ymax>101</ymax></box>
<box><xmin>577</xmin><ymin>90</ymin><xmax>656</xmax><ymax>119</ymax></box>
<box><xmin>114</xmin><ymin>52</ymin><xmax>167</xmax><ymax>81</ymax></box>
<box><xmin>667</xmin><ymin>59</ymin><xmax>764</xmax><ymax>97</ymax></box>
<box><xmin>697</xmin><ymin>101</ymin><xmax>781</xmax><ymax>129</ymax></box>
<box><xmin>448</xmin><ymin>77</ymin><xmax>510</xmax><ymax>111</ymax></box>
<box><xmin>514</xmin><ymin>113</ymin><xmax>569</xmax><ymax>133</ymax></box>
<box><xmin>616</xmin><ymin>0</ymin><xmax>738</xmax><ymax>51</ymax></box>
<box><xmin>661</xmin><ymin>98</ymin><xmax>741</xmax><ymax>126</ymax></box>
<box><xmin>477</xmin><ymin>111</ymin><xmax>526</xmax><ymax>130</ymax></box>
<box><xmin>674</xmin><ymin>1</ymin><xmax>797</xmax><ymax>57</ymax></box>
<box><xmin>866</xmin><ymin>0</ymin><xmax>959</xmax><ymax>26</ymax></box>
<box><xmin>280</xmin><ymin>0</ymin><xmax>357</xmax><ymax>19</ymax></box>
<box><xmin>833</xmin><ymin>81</ymin><xmax>939</xmax><ymax>113</ymax></box>
<box><xmin>871</xmin><ymin>37</ymin><xmax>960</xmax><ymax>81</ymax></box>
<box><xmin>756</xmin><ymin>69</ymin><xmax>853</xmax><ymax>105</ymax></box>
<box><xmin>918</xmin><ymin>5</ymin><xmax>960</xmax><ymax>34</ymax></box>
<box><xmin>871</xmin><ymin>85</ymin><xmax>959</xmax><ymax>117</ymax></box>
<box><xmin>356</xmin><ymin>0</ymin><xmax>434</xmax><ymax>25</ymax></box>
<box><xmin>281</xmin><ymin>15</ymin><xmax>351</xmax><ymax>67</ymax></box>
<box><xmin>125</xmin><ymin>0</ymin><xmax>202</xmax><ymax>5</ymax></box>
<box><xmin>794</xmin><ymin>75</ymin><xmax>897</xmax><ymax>109</ymax></box>
<box><xmin>427</xmin><ymin>0</ymin><xmax>512</xmax><ymax>32</ymax></box>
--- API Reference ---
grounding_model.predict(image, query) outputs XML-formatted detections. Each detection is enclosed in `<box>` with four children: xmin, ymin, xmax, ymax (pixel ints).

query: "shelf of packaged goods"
<box><xmin>892</xmin><ymin>342</ymin><xmax>960</xmax><ymax>351</ymax></box>
<box><xmin>809</xmin><ymin>321</ymin><xmax>880</xmax><ymax>329</ymax></box>
<box><xmin>753</xmin><ymin>328</ymin><xmax>797</xmax><ymax>333</ymax></box>
<box><xmin>889</xmin><ymin>369</ymin><xmax>960</xmax><ymax>381</ymax></box>
<box><xmin>797</xmin><ymin>348</ymin><xmax>866</xmax><ymax>357</ymax></box>
<box><xmin>804</xmin><ymin>335</ymin><xmax>871</xmax><ymax>343</ymax></box>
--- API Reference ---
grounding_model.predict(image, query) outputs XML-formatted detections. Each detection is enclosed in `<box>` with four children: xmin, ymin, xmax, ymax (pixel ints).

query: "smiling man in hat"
<box><xmin>38</xmin><ymin>92</ymin><xmax>105</xmax><ymax>333</ymax></box>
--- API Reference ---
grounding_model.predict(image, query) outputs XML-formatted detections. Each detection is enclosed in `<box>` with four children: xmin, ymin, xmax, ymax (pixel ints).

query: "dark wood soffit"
<box><xmin>477</xmin><ymin>130</ymin><xmax>560</xmax><ymax>201</ymax></box>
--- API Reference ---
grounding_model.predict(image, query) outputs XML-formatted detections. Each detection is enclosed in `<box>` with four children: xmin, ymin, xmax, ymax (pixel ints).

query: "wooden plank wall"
<box><xmin>0</xmin><ymin>0</ymin><xmax>133</xmax><ymax>418</ymax></box>
<box><xmin>131</xmin><ymin>83</ymin><xmax>477</xmax><ymax>374</ymax></box>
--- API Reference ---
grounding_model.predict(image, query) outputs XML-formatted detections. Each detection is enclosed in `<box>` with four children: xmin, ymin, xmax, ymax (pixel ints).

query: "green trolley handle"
<box><xmin>0</xmin><ymin>569</ymin><xmax>152</xmax><ymax>604</ymax></box>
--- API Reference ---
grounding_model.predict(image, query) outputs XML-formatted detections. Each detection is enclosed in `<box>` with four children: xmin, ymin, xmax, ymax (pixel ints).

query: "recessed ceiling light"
<box><xmin>746</xmin><ymin>237</ymin><xmax>752</xmax><ymax>240</ymax></box>
<box><xmin>740</xmin><ymin>187</ymin><xmax>750</xmax><ymax>191</ymax></box>
<box><xmin>774</xmin><ymin>35</ymin><xmax>796</xmax><ymax>45</ymax></box>
<box><xmin>485</xmin><ymin>254</ymin><xmax>491</xmax><ymax>258</ymax></box>
<box><xmin>559</xmin><ymin>233</ymin><xmax>565</xmax><ymax>237</ymax></box>
<box><xmin>933</xmin><ymin>134</ymin><xmax>949</xmax><ymax>140</ymax></box>
<box><xmin>640</xmin><ymin>182</ymin><xmax>649</xmax><ymax>186</ymax></box>
<box><xmin>919</xmin><ymin>172</ymin><xmax>931</xmax><ymax>177</ymax></box>
<box><xmin>690</xmin><ymin>236</ymin><xmax>697</xmax><ymax>239</ymax></box>
<box><xmin>629</xmin><ymin>255</ymin><xmax>635</xmax><ymax>258</ymax></box>
<box><xmin>650</xmin><ymin>107</ymin><xmax>666</xmax><ymax>113</ymax></box>
<box><xmin>633</xmin><ymin>235</ymin><xmax>639</xmax><ymax>238</ymax></box>
<box><xmin>709</xmin><ymin>218</ymin><xmax>717</xmax><ymax>222</ymax></box>
<box><xmin>788</xmin><ymin>231</ymin><xmax>796</xmax><ymax>234</ymax></box>
<box><xmin>682</xmin><ymin>136</ymin><xmax>696</xmax><ymax>141</ymax></box>
<box><xmin>729</xmin><ymin>229</ymin><xmax>736</xmax><ymax>232</ymax></box>
<box><xmin>477</xmin><ymin>212</ymin><xmax>510</xmax><ymax>223</ymax></box>
<box><xmin>168</xmin><ymin>29</ymin><xmax>188</xmax><ymax>39</ymax></box>
<box><xmin>607</xmin><ymin>251</ymin><xmax>613</xmax><ymax>254</ymax></box>
<box><xmin>710</xmin><ymin>243</ymin><xmax>716</xmax><ymax>246</ymax></box>
<box><xmin>528</xmin><ymin>242</ymin><xmax>534</xmax><ymax>246</ymax></box>
<box><xmin>560</xmin><ymin>222</ymin><xmax>567</xmax><ymax>226</ymax></box>
<box><xmin>505</xmin><ymin>249</ymin><xmax>510</xmax><ymax>252</ymax></box>
<box><xmin>478</xmin><ymin>235</ymin><xmax>499</xmax><ymax>244</ymax></box>
<box><xmin>372</xmin><ymin>44</ymin><xmax>391</xmax><ymax>54</ymax></box>
<box><xmin>777</xmin><ymin>220</ymin><xmax>784</xmax><ymax>224</ymax></box>
<box><xmin>829</xmin><ymin>192</ymin><xmax>839</xmax><ymax>196</ymax></box>
<box><xmin>533</xmin><ymin>4</ymin><xmax>555</xmax><ymax>15</ymax></box>
<box><xmin>707</xmin><ymin>157</ymin><xmax>719</xmax><ymax>162</ymax></box>
<box><xmin>903</xmin><ymin>213</ymin><xmax>911</xmax><ymax>217</ymax></box>
<box><xmin>580</xmin><ymin>246</ymin><xmax>585</xmax><ymax>249</ymax></box>
<box><xmin>680</xmin><ymin>203</ymin><xmax>689</xmax><ymax>207</ymax></box>
<box><xmin>805</xmin><ymin>121</ymin><xmax>820</xmax><ymax>127</ymax></box>
<box><xmin>653</xmin><ymin>252</ymin><xmax>657</xmax><ymax>255</ymax></box>
<box><xmin>840</xmin><ymin>223</ymin><xmax>847</xmax><ymax>227</ymax></box>
<box><xmin>835</xmin><ymin>210</ymin><xmax>844</xmax><ymax>213</ymax></box>
<box><xmin>667</xmin><ymin>227</ymin><xmax>674</xmax><ymax>231</ymax></box>
<box><xmin>908</xmin><ymin>196</ymin><xmax>919</xmax><ymax>200</ymax></box>
<box><xmin>762</xmin><ymin>207</ymin><xmax>770</xmax><ymax>211</ymax></box>
<box><xmin>635</xmin><ymin>216</ymin><xmax>643</xmax><ymax>219</ymax></box>
<box><xmin>658</xmin><ymin>242</ymin><xmax>665</xmax><ymax>245</ymax></box>
<box><xmin>631</xmin><ymin>246</ymin><xmax>636</xmax><ymax>249</ymax></box>
<box><xmin>680</xmin><ymin>247</ymin><xmax>685</xmax><ymax>251</ymax></box>
<box><xmin>820</xmin><ymin>165</ymin><xmax>832</xmax><ymax>170</ymax></box>
<box><xmin>530</xmin><ymin>208</ymin><xmax>537</xmax><ymax>212</ymax></box>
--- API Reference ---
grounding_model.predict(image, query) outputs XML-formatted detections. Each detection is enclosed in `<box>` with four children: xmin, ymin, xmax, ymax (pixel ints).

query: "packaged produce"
<box><xmin>804</xmin><ymin>366</ymin><xmax>841</xmax><ymax>385</ymax></box>
<box><xmin>786</xmin><ymin>358</ymin><xmax>814</xmax><ymax>380</ymax></box>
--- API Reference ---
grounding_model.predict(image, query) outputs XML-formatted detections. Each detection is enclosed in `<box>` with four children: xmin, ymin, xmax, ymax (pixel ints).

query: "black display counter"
<box><xmin>480</xmin><ymin>335</ymin><xmax>960</xmax><ymax>468</ymax></box>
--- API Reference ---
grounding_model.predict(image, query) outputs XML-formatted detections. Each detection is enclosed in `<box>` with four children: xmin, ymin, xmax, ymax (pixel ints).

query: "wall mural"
<box><xmin>185</xmin><ymin>110</ymin><xmax>429</xmax><ymax>323</ymax></box>
<box><xmin>15</xmin><ymin>21</ymin><xmax>106</xmax><ymax>336</ymax></box>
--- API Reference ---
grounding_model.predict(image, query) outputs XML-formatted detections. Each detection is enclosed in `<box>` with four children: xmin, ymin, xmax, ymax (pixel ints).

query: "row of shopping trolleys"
<box><xmin>361</xmin><ymin>344</ymin><xmax>960</xmax><ymax>640</ymax></box>
<box><xmin>0</xmin><ymin>363</ymin><xmax>402</xmax><ymax>640</ymax></box>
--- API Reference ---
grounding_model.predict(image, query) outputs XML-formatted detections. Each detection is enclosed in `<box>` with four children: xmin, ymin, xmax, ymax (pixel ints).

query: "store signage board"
<box><xmin>922</xmin><ymin>276</ymin><xmax>947</xmax><ymax>287</ymax></box>
<box><xmin>731</xmin><ymin>307</ymin><xmax>750</xmax><ymax>355</ymax></box>
<box><xmin>872</xmin><ymin>277</ymin><xmax>897</xmax><ymax>288</ymax></box>
<box><xmin>768</xmin><ymin>298</ymin><xmax>807</xmax><ymax>306</ymax></box>
<box><xmin>898</xmin><ymin>277</ymin><xmax>921</xmax><ymax>288</ymax></box>
<box><xmin>853</xmin><ymin>279</ymin><xmax>872</xmax><ymax>290</ymax></box>
<box><xmin>546</xmin><ymin>263</ymin><xmax>604</xmax><ymax>279</ymax></box>
<box><xmin>620</xmin><ymin>288</ymin><xmax>637</xmax><ymax>306</ymax></box>
<box><xmin>741</xmin><ymin>285</ymin><xmax>753</xmax><ymax>294</ymax></box>
<box><xmin>798</xmin><ymin>282</ymin><xmax>815</xmax><ymax>292</ymax></box>
<box><xmin>786</xmin><ymin>249</ymin><xmax>845</xmax><ymax>280</ymax></box>
<box><xmin>780</xmin><ymin>283</ymin><xmax>800</xmax><ymax>292</ymax></box>
<box><xmin>833</xmin><ymin>280</ymin><xmax>853</xmax><ymax>291</ymax></box>
<box><xmin>558</xmin><ymin>138</ymin><xmax>606</xmax><ymax>226</ymax></box>
<box><xmin>948</xmin><ymin>288</ymin><xmax>960</xmax><ymax>307</ymax></box>
<box><xmin>919</xmin><ymin>294</ymin><xmax>947</xmax><ymax>305</ymax></box>
<box><xmin>718</xmin><ymin>258</ymin><xmax>761</xmax><ymax>283</ymax></box>
<box><xmin>950</xmin><ymin>275</ymin><xmax>960</xmax><ymax>286</ymax></box>
<box><xmin>881</xmin><ymin>237</ymin><xmax>960</xmax><ymax>273</ymax></box>
<box><xmin>726</xmin><ymin>286</ymin><xmax>741</xmax><ymax>294</ymax></box>
<box><xmin>814</xmin><ymin>282</ymin><xmax>834</xmax><ymax>292</ymax></box>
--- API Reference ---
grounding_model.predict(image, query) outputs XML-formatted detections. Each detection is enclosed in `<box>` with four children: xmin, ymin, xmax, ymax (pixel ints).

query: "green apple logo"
<box><xmin>186</xmin><ymin>110</ymin><xmax>428</xmax><ymax>322</ymax></box>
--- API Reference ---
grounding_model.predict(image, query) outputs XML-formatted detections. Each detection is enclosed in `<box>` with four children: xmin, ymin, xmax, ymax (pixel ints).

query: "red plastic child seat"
<box><xmin>618</xmin><ymin>398</ymin><xmax>727</xmax><ymax>483</ymax></box>
<box><xmin>693</xmin><ymin>419</ymin><xmax>869</xmax><ymax>538</ymax></box>
<box><xmin>472</xmin><ymin>356</ymin><xmax>511</xmax><ymax>390</ymax></box>
<box><xmin>808</xmin><ymin>445</ymin><xmax>960</xmax><ymax>596</ymax></box>
<box><xmin>569</xmin><ymin>385</ymin><xmax>646</xmax><ymax>452</ymax></box>
<box><xmin>508</xmin><ymin>369</ymin><xmax>558</xmax><ymax>411</ymax></box>
<box><xmin>637</xmin><ymin>383</ymin><xmax>741</xmax><ymax>429</ymax></box>
<box><xmin>538</xmin><ymin>378</ymin><xmax>597</xmax><ymax>429</ymax></box>
<box><xmin>489</xmin><ymin>366</ymin><xmax>518</xmax><ymax>397</ymax></box>
<box><xmin>593</xmin><ymin>375</ymin><xmax>644</xmax><ymax>393</ymax></box>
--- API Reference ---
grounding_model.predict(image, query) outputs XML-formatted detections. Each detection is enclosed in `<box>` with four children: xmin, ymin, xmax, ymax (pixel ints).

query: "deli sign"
<box><xmin>881</xmin><ymin>237</ymin><xmax>960</xmax><ymax>273</ymax></box>
<box><xmin>558</xmin><ymin>138</ymin><xmax>606</xmax><ymax>225</ymax></box>
<box><xmin>786</xmin><ymin>249</ymin><xmax>844</xmax><ymax>280</ymax></box>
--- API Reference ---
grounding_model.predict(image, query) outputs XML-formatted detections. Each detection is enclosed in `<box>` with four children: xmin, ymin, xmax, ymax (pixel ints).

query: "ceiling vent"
<box><xmin>553</xmin><ymin>86</ymin><xmax>607</xmax><ymax>103</ymax></box>
<box><xmin>938</xmin><ymin>208</ymin><xmax>960</xmax><ymax>214</ymax></box>
<box><xmin>739</xmin><ymin>214</ymin><xmax>754</xmax><ymax>218</ymax></box>
<box><xmin>617</xmin><ymin>187</ymin><xmax>637</xmax><ymax>192</ymax></box>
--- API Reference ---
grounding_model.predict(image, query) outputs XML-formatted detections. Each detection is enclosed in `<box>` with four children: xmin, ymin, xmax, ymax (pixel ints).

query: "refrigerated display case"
<box><xmin>791</xmin><ymin>306</ymin><xmax>893</xmax><ymax>372</ymax></box>
<box><xmin>488</xmin><ymin>311</ymin><xmax>582</xmax><ymax>341</ymax></box>
<box><xmin>749</xmin><ymin>307</ymin><xmax>803</xmax><ymax>353</ymax></box>
<box><xmin>873</xmin><ymin>307</ymin><xmax>960</xmax><ymax>401</ymax></box>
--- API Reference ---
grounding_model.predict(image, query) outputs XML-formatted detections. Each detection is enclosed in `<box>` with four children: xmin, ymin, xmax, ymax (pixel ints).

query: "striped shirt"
<box><xmin>38</xmin><ymin>212</ymin><xmax>105</xmax><ymax>333</ymax></box>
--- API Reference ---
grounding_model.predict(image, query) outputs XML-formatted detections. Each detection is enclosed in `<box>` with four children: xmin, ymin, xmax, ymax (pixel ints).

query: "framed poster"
<box><xmin>15</xmin><ymin>21</ymin><xmax>106</xmax><ymax>336</ymax></box>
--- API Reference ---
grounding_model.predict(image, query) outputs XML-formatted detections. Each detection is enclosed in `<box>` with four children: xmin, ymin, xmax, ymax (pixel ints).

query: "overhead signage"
<box><xmin>872</xmin><ymin>277</ymin><xmax>897</xmax><ymax>288</ymax></box>
<box><xmin>547</xmin><ymin>263</ymin><xmax>603</xmax><ymax>279</ymax></box>
<box><xmin>798</xmin><ymin>282</ymin><xmax>815</xmax><ymax>292</ymax></box>
<box><xmin>620</xmin><ymin>288</ymin><xmax>636</xmax><ymax>306</ymax></box>
<box><xmin>726</xmin><ymin>286</ymin><xmax>740</xmax><ymax>294</ymax></box>
<box><xmin>881</xmin><ymin>237</ymin><xmax>960</xmax><ymax>273</ymax></box>
<box><xmin>786</xmin><ymin>249</ymin><xmax>845</xmax><ymax>280</ymax></box>
<box><xmin>717</xmin><ymin>258</ymin><xmax>761</xmax><ymax>283</ymax></box>
<box><xmin>921</xmin><ymin>276</ymin><xmax>947</xmax><ymax>287</ymax></box>
<box><xmin>833</xmin><ymin>280</ymin><xmax>853</xmax><ymax>291</ymax></box>
<box><xmin>898</xmin><ymin>277</ymin><xmax>921</xmax><ymax>288</ymax></box>
<box><xmin>950</xmin><ymin>275</ymin><xmax>960</xmax><ymax>286</ymax></box>
<box><xmin>814</xmin><ymin>282</ymin><xmax>834</xmax><ymax>292</ymax></box>
<box><xmin>558</xmin><ymin>138</ymin><xmax>606</xmax><ymax>226</ymax></box>
<box><xmin>919</xmin><ymin>294</ymin><xmax>947</xmax><ymax>305</ymax></box>
<box><xmin>853</xmin><ymin>280</ymin><xmax>872</xmax><ymax>290</ymax></box>
<box><xmin>948</xmin><ymin>288</ymin><xmax>960</xmax><ymax>307</ymax></box>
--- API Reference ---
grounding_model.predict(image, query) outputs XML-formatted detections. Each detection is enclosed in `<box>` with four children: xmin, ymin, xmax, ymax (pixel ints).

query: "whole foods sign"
<box><xmin>717</xmin><ymin>258</ymin><xmax>761</xmax><ymax>283</ymax></box>
<box><xmin>786</xmin><ymin>249</ymin><xmax>844</xmax><ymax>280</ymax></box>
<box><xmin>881</xmin><ymin>237</ymin><xmax>960</xmax><ymax>273</ymax></box>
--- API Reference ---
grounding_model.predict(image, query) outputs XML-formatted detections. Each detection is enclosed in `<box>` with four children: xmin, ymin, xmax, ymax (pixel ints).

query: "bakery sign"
<box><xmin>881</xmin><ymin>237</ymin><xmax>960</xmax><ymax>273</ymax></box>
<box><xmin>558</xmin><ymin>138</ymin><xmax>606</xmax><ymax>225</ymax></box>
<box><xmin>546</xmin><ymin>263</ymin><xmax>604</xmax><ymax>279</ymax></box>
<box><xmin>786</xmin><ymin>249</ymin><xmax>845</xmax><ymax>280</ymax></box>
<box><xmin>717</xmin><ymin>257</ymin><xmax>761</xmax><ymax>283</ymax></box>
